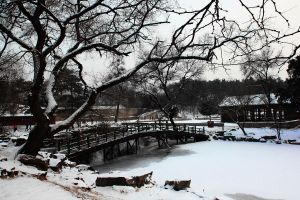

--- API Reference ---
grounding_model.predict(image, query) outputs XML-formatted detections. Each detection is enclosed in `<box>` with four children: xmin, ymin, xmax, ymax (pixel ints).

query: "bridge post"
<box><xmin>78</xmin><ymin>135</ymin><xmax>81</xmax><ymax>150</ymax></box>
<box><xmin>67</xmin><ymin>137</ymin><xmax>70</xmax><ymax>156</ymax></box>
<box><xmin>154</xmin><ymin>121</ymin><xmax>157</xmax><ymax>130</ymax></box>
<box><xmin>166</xmin><ymin>121</ymin><xmax>169</xmax><ymax>130</ymax></box>
<box><xmin>103</xmin><ymin>149</ymin><xmax>106</xmax><ymax>161</ymax></box>
<box><xmin>137</xmin><ymin>123</ymin><xmax>140</xmax><ymax>132</ymax></box>
<box><xmin>194</xmin><ymin>125</ymin><xmax>196</xmax><ymax>134</ymax></box>
<box><xmin>57</xmin><ymin>140</ymin><xmax>60</xmax><ymax>151</ymax></box>
<box><xmin>111</xmin><ymin>145</ymin><xmax>114</xmax><ymax>159</ymax></box>
<box><xmin>184</xmin><ymin>124</ymin><xmax>186</xmax><ymax>131</ymax></box>
<box><xmin>126</xmin><ymin>141</ymin><xmax>129</xmax><ymax>154</ymax></box>
<box><xmin>157</xmin><ymin>137</ymin><xmax>161</xmax><ymax>148</ymax></box>
<box><xmin>165</xmin><ymin>134</ymin><xmax>168</xmax><ymax>144</ymax></box>
<box><xmin>135</xmin><ymin>138</ymin><xmax>138</xmax><ymax>153</ymax></box>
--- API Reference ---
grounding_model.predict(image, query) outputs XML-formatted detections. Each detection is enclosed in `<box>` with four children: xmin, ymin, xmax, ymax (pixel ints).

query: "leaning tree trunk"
<box><xmin>237</xmin><ymin>121</ymin><xmax>247</xmax><ymax>136</ymax></box>
<box><xmin>169</xmin><ymin>116</ymin><xmax>178</xmax><ymax>131</ymax></box>
<box><xmin>19</xmin><ymin>123</ymin><xmax>51</xmax><ymax>156</ymax></box>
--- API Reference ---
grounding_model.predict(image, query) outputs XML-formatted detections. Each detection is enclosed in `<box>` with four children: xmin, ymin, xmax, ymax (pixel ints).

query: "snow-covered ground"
<box><xmin>1</xmin><ymin>121</ymin><xmax>300</xmax><ymax>200</ymax></box>
<box><xmin>0</xmin><ymin>177</ymin><xmax>76</xmax><ymax>200</ymax></box>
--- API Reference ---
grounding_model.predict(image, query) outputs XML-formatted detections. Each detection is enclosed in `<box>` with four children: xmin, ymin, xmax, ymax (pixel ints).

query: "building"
<box><xmin>218</xmin><ymin>94</ymin><xmax>299</xmax><ymax>123</ymax></box>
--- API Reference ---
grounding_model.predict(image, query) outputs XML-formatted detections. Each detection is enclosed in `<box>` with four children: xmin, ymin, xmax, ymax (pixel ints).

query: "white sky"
<box><xmin>78</xmin><ymin>0</ymin><xmax>300</xmax><ymax>83</ymax></box>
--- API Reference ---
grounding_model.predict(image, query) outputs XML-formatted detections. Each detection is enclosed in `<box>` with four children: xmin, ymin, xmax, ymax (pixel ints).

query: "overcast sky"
<box><xmin>79</xmin><ymin>0</ymin><xmax>300</xmax><ymax>84</ymax></box>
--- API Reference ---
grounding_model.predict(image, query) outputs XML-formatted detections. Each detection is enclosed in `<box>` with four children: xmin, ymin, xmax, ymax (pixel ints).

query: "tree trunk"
<box><xmin>237</xmin><ymin>121</ymin><xmax>247</xmax><ymax>136</ymax></box>
<box><xmin>169</xmin><ymin>116</ymin><xmax>178</xmax><ymax>131</ymax></box>
<box><xmin>19</xmin><ymin>123</ymin><xmax>51</xmax><ymax>156</ymax></box>
<box><xmin>114</xmin><ymin>101</ymin><xmax>120</xmax><ymax>123</ymax></box>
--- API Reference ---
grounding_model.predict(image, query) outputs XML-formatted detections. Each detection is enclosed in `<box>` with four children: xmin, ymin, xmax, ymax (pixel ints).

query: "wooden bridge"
<box><xmin>44</xmin><ymin>122</ymin><xmax>210</xmax><ymax>162</ymax></box>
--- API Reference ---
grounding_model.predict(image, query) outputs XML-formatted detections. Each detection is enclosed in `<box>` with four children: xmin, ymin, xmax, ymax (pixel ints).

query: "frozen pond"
<box><xmin>93</xmin><ymin>141</ymin><xmax>300</xmax><ymax>200</ymax></box>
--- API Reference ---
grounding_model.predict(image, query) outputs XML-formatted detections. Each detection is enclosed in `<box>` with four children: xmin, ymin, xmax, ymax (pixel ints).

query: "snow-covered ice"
<box><xmin>94</xmin><ymin>141</ymin><xmax>300</xmax><ymax>200</ymax></box>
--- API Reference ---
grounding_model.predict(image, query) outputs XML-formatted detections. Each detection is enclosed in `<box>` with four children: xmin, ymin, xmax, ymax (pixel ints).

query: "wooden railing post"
<box><xmin>77</xmin><ymin>135</ymin><xmax>81</xmax><ymax>150</ymax></box>
<box><xmin>87</xmin><ymin>135</ymin><xmax>90</xmax><ymax>148</ymax></box>
<box><xmin>57</xmin><ymin>140</ymin><xmax>60</xmax><ymax>151</ymax></box>
<box><xmin>67</xmin><ymin>137</ymin><xmax>70</xmax><ymax>156</ymax></box>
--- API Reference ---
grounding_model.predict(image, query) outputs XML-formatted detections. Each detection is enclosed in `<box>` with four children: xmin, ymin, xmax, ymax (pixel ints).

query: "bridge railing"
<box><xmin>45</xmin><ymin>122</ymin><xmax>207</xmax><ymax>155</ymax></box>
<box><xmin>54</xmin><ymin>130</ymin><xmax>131</xmax><ymax>155</ymax></box>
<box><xmin>122</xmin><ymin>122</ymin><xmax>206</xmax><ymax>134</ymax></box>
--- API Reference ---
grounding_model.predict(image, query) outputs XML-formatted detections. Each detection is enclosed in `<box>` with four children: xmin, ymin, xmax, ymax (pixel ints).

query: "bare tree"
<box><xmin>134</xmin><ymin>59</ymin><xmax>203</xmax><ymax>130</ymax></box>
<box><xmin>241</xmin><ymin>47</ymin><xmax>285</xmax><ymax>140</ymax></box>
<box><xmin>0</xmin><ymin>0</ymin><xmax>299</xmax><ymax>155</ymax></box>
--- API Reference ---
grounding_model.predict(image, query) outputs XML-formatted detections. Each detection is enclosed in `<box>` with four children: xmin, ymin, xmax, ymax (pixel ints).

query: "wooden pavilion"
<box><xmin>218</xmin><ymin>94</ymin><xmax>299</xmax><ymax>123</ymax></box>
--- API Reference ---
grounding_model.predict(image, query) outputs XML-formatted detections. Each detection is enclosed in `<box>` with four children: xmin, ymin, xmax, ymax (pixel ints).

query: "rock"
<box><xmin>164</xmin><ymin>180</ymin><xmax>191</xmax><ymax>191</ymax></box>
<box><xmin>290</xmin><ymin>141</ymin><xmax>300</xmax><ymax>145</ymax></box>
<box><xmin>261</xmin><ymin>135</ymin><xmax>277</xmax><ymax>140</ymax></box>
<box><xmin>244</xmin><ymin>137</ymin><xmax>259</xmax><ymax>142</ymax></box>
<box><xmin>35</xmin><ymin>172</ymin><xmax>47</xmax><ymax>181</ymax></box>
<box><xmin>18</xmin><ymin>154</ymin><xmax>49</xmax><ymax>171</ymax></box>
<box><xmin>49</xmin><ymin>158</ymin><xmax>62</xmax><ymax>172</ymax></box>
<box><xmin>127</xmin><ymin>171</ymin><xmax>153</xmax><ymax>188</ymax></box>
<box><xmin>76</xmin><ymin>164</ymin><xmax>94</xmax><ymax>171</ymax></box>
<box><xmin>215</xmin><ymin>131</ymin><xmax>225</xmax><ymax>136</ymax></box>
<box><xmin>63</xmin><ymin>160</ymin><xmax>77</xmax><ymax>168</ymax></box>
<box><xmin>212</xmin><ymin>135</ymin><xmax>218</xmax><ymax>140</ymax></box>
<box><xmin>0</xmin><ymin>168</ymin><xmax>19</xmax><ymax>178</ymax></box>
<box><xmin>217</xmin><ymin>136</ymin><xmax>226</xmax><ymax>140</ymax></box>
<box><xmin>259</xmin><ymin>138</ymin><xmax>267</xmax><ymax>143</ymax></box>
<box><xmin>96</xmin><ymin>172</ymin><xmax>153</xmax><ymax>188</ymax></box>
<box><xmin>16</xmin><ymin>138</ymin><xmax>27</xmax><ymax>146</ymax></box>
<box><xmin>0</xmin><ymin>157</ymin><xmax>8</xmax><ymax>162</ymax></box>
<box><xmin>37</xmin><ymin>152</ymin><xmax>52</xmax><ymax>159</ymax></box>
<box><xmin>96</xmin><ymin>176</ymin><xmax>128</xmax><ymax>187</ymax></box>
<box><xmin>224</xmin><ymin>136</ymin><xmax>236</xmax><ymax>141</ymax></box>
